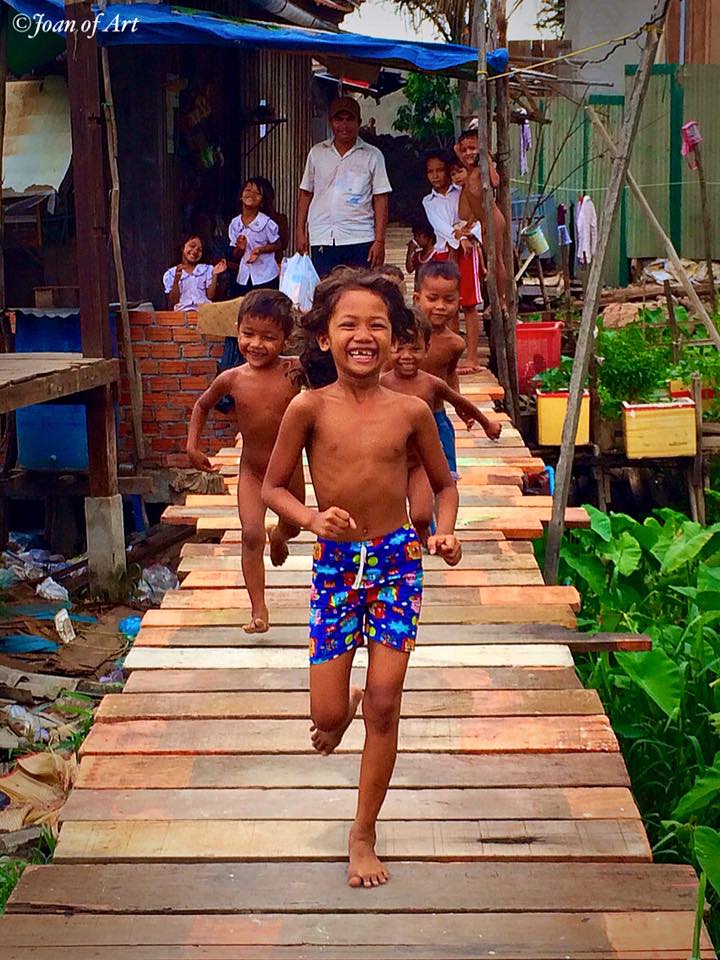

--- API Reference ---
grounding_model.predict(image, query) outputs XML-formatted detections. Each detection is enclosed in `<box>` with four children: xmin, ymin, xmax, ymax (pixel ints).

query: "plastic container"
<box><xmin>622</xmin><ymin>398</ymin><xmax>696</xmax><ymax>458</ymax></box>
<box><xmin>522</xmin><ymin>224</ymin><xmax>549</xmax><ymax>255</ymax></box>
<box><xmin>669</xmin><ymin>378</ymin><xmax>717</xmax><ymax>413</ymax></box>
<box><xmin>516</xmin><ymin>321</ymin><xmax>563</xmax><ymax>394</ymax></box>
<box><xmin>537</xmin><ymin>391</ymin><xmax>590</xmax><ymax>446</ymax></box>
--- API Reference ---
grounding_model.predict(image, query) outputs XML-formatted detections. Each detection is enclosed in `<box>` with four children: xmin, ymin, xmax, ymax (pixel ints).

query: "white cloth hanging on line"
<box><xmin>575</xmin><ymin>194</ymin><xmax>597</xmax><ymax>265</ymax></box>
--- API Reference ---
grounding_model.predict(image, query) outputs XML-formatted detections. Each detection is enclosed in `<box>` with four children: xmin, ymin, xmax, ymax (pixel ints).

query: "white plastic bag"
<box><xmin>279</xmin><ymin>253</ymin><xmax>320</xmax><ymax>313</ymax></box>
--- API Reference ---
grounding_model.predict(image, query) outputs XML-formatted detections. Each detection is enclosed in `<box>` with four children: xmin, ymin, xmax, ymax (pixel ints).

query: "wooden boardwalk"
<box><xmin>2</xmin><ymin>370</ymin><xmax>715</xmax><ymax>958</ymax></box>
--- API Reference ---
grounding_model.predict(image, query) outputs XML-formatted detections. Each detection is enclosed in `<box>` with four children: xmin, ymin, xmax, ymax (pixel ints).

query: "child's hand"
<box><xmin>247</xmin><ymin>248</ymin><xmax>260</xmax><ymax>264</ymax></box>
<box><xmin>187</xmin><ymin>448</ymin><xmax>215</xmax><ymax>472</ymax></box>
<box><xmin>428</xmin><ymin>534</ymin><xmax>461</xmax><ymax>566</ymax></box>
<box><xmin>309</xmin><ymin>507</ymin><xmax>357</xmax><ymax>538</ymax></box>
<box><xmin>483</xmin><ymin>418</ymin><xmax>502</xmax><ymax>441</ymax></box>
<box><xmin>174</xmin><ymin>265</ymin><xmax>183</xmax><ymax>282</ymax></box>
<box><xmin>460</xmin><ymin>237</ymin><xmax>473</xmax><ymax>255</ymax></box>
<box><xmin>213</xmin><ymin>259</ymin><xmax>227</xmax><ymax>275</ymax></box>
<box><xmin>235</xmin><ymin>235</ymin><xmax>247</xmax><ymax>252</ymax></box>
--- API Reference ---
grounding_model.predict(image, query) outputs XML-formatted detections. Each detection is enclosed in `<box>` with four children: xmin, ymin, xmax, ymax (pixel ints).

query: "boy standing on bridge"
<box><xmin>262</xmin><ymin>272</ymin><xmax>461</xmax><ymax>888</ymax></box>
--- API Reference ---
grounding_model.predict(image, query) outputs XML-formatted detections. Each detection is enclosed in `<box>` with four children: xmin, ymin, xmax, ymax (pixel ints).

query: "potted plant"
<box><xmin>596</xmin><ymin>324</ymin><xmax>695</xmax><ymax>458</ymax></box>
<box><xmin>533</xmin><ymin>356</ymin><xmax>590</xmax><ymax>446</ymax></box>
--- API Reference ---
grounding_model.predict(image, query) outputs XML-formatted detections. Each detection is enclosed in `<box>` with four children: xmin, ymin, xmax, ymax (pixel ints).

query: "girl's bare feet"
<box><xmin>268</xmin><ymin>524</ymin><xmax>290</xmax><ymax>567</ymax></box>
<box><xmin>243</xmin><ymin>610</ymin><xmax>269</xmax><ymax>634</ymax></box>
<box><xmin>348</xmin><ymin>826</ymin><xmax>388</xmax><ymax>888</ymax></box>
<box><xmin>311</xmin><ymin>685</ymin><xmax>363</xmax><ymax>755</ymax></box>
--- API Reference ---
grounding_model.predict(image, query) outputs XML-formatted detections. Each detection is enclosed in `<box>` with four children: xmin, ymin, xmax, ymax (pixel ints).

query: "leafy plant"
<box><xmin>532</xmin><ymin>355</ymin><xmax>574</xmax><ymax>392</ymax></box>
<box><xmin>596</xmin><ymin>323</ymin><xmax>671</xmax><ymax>419</ymax></box>
<box><xmin>393</xmin><ymin>73</ymin><xmax>456</xmax><ymax>149</ymax></box>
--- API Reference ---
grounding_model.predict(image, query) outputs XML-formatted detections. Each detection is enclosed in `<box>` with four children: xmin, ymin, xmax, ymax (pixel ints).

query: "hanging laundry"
<box><xmin>575</xmin><ymin>194</ymin><xmax>597</xmax><ymax>265</ymax></box>
<box><xmin>681</xmin><ymin>120</ymin><xmax>702</xmax><ymax>170</ymax></box>
<box><xmin>518</xmin><ymin>108</ymin><xmax>532</xmax><ymax>176</ymax></box>
<box><xmin>557</xmin><ymin>203</ymin><xmax>571</xmax><ymax>246</ymax></box>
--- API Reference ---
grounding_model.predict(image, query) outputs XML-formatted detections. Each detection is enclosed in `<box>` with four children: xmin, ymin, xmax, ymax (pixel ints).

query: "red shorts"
<box><xmin>458</xmin><ymin>244</ymin><xmax>484</xmax><ymax>308</ymax></box>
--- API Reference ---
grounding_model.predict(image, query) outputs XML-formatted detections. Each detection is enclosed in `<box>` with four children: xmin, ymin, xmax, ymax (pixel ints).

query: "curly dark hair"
<box><xmin>395</xmin><ymin>305</ymin><xmax>432</xmax><ymax>347</ymax></box>
<box><xmin>237</xmin><ymin>288</ymin><xmax>295</xmax><ymax>338</ymax></box>
<box><xmin>297</xmin><ymin>271</ymin><xmax>414</xmax><ymax>388</ymax></box>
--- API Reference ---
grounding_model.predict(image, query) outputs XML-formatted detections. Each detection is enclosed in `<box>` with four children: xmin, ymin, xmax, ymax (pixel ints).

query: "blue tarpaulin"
<box><xmin>3</xmin><ymin>0</ymin><xmax>478</xmax><ymax>77</ymax></box>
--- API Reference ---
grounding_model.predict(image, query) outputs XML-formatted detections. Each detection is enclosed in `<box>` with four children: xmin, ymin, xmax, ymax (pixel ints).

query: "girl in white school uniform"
<box><xmin>163</xmin><ymin>234</ymin><xmax>227</xmax><ymax>311</ymax></box>
<box><xmin>228</xmin><ymin>178</ymin><xmax>282</xmax><ymax>295</ymax></box>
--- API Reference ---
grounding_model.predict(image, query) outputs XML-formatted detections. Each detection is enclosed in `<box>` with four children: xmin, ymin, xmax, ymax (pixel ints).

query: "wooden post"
<box><xmin>663</xmin><ymin>279</ymin><xmax>681</xmax><ymax>363</ymax></box>
<box><xmin>690</xmin><ymin>371</ymin><xmax>706</xmax><ymax>525</ymax></box>
<box><xmin>492</xmin><ymin>0</ymin><xmax>521</xmax><ymax>425</ymax></box>
<box><xmin>586</xmin><ymin>105</ymin><xmax>720</xmax><ymax>350</ymax></box>
<box><xmin>100</xmin><ymin>48</ymin><xmax>145</xmax><ymax>463</ymax></box>
<box><xmin>561</xmin><ymin>245</ymin><xmax>572</xmax><ymax>319</ymax></box>
<box><xmin>544</xmin><ymin>3</ymin><xmax>669</xmax><ymax>584</ymax></box>
<box><xmin>475</xmin><ymin>0</ymin><xmax>513</xmax><ymax>415</ymax></box>
<box><xmin>64</xmin><ymin>0</ymin><xmax>126</xmax><ymax>591</ymax></box>
<box><xmin>536</xmin><ymin>258</ymin><xmax>550</xmax><ymax>311</ymax></box>
<box><xmin>692</xmin><ymin>143</ymin><xmax>717</xmax><ymax>314</ymax></box>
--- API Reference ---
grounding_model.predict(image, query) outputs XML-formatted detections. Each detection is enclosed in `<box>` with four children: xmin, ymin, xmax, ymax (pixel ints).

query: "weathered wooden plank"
<box><xmin>179</xmin><ymin>568</ymin><xmax>545</xmax><ymax>589</ymax></box>
<box><xmin>60</xmin><ymin>787</ymin><xmax>639</xmax><ymax>823</ymax></box>
<box><xmin>8</xmin><ymin>862</ymin><xmax>696</xmax><ymax>914</ymax></box>
<box><xmin>138</xmin><ymin>604</ymin><xmax>578</xmax><ymax>627</ymax></box>
<box><xmin>74</xmin><ymin>752</ymin><xmax>630</xmax><ymax>790</ymax></box>
<box><xmin>79</xmin><ymin>716</ymin><xmax>617</xmax><ymax>757</ymax></box>
<box><xmin>53</xmin><ymin>818</ymin><xmax>649</xmax><ymax>863</ymax></box>
<box><xmin>123</xmin><ymin>644</ymin><xmax>575</xmax><ymax>671</ymax></box>
<box><xmin>123</xmin><ymin>665</ymin><xmax>583</xmax><ymax>693</ymax></box>
<box><xmin>95</xmin><ymin>689</ymin><xmax>603</xmax><ymax>722</ymax></box>
<box><xmin>218</xmin><ymin>528</ymin><xmax>507</xmax><ymax>545</ymax></box>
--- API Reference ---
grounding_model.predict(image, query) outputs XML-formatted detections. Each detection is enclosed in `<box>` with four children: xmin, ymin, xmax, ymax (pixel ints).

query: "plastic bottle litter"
<box><xmin>136</xmin><ymin>564</ymin><xmax>178</xmax><ymax>606</ymax></box>
<box><xmin>3</xmin><ymin>704</ymin><xmax>50</xmax><ymax>743</ymax></box>
<box><xmin>54</xmin><ymin>608</ymin><xmax>76</xmax><ymax>644</ymax></box>
<box><xmin>118</xmin><ymin>615</ymin><xmax>142</xmax><ymax>640</ymax></box>
<box><xmin>36</xmin><ymin>577</ymin><xmax>70</xmax><ymax>603</ymax></box>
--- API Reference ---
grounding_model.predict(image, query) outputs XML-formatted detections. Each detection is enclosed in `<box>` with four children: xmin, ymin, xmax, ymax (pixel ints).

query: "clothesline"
<box><xmin>511</xmin><ymin>178</ymin><xmax>720</xmax><ymax>193</ymax></box>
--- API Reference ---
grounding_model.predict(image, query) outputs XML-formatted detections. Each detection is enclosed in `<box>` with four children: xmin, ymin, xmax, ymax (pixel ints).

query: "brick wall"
<box><xmin>118</xmin><ymin>309</ymin><xmax>237</xmax><ymax>469</ymax></box>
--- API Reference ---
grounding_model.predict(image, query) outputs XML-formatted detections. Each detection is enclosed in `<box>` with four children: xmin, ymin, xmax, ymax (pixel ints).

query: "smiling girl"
<box><xmin>228</xmin><ymin>178</ymin><xmax>282</xmax><ymax>296</ymax></box>
<box><xmin>163</xmin><ymin>234</ymin><xmax>226</xmax><ymax>311</ymax></box>
<box><xmin>262</xmin><ymin>273</ymin><xmax>460</xmax><ymax>889</ymax></box>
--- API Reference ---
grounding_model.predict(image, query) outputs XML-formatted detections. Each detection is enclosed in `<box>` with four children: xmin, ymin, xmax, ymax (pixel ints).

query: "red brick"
<box><xmin>130</xmin><ymin>311</ymin><xmax>154</xmax><ymax>326</ymax></box>
<box><xmin>132</xmin><ymin>345</ymin><xmax>152</xmax><ymax>358</ymax></box>
<box><xmin>159</xmin><ymin>360</ymin><xmax>186</xmax><ymax>374</ymax></box>
<box><xmin>162</xmin><ymin>422</ymin><xmax>188</xmax><ymax>437</ymax></box>
<box><xmin>154</xmin><ymin>407</ymin><xmax>185</xmax><ymax>422</ymax></box>
<box><xmin>149</xmin><ymin>327</ymin><xmax>173</xmax><ymax>341</ymax></box>
<box><xmin>130</xmin><ymin>326</ymin><xmax>146</xmax><ymax>341</ymax></box>
<box><xmin>182</xmin><ymin>344</ymin><xmax>210</xmax><ymax>358</ymax></box>
<box><xmin>176</xmin><ymin>395</ymin><xmax>198</xmax><ymax>408</ymax></box>
<box><xmin>186</xmin><ymin>360</ymin><xmax>218</xmax><ymax>375</ymax></box>
<box><xmin>155</xmin><ymin>311</ymin><xmax>183</xmax><ymax>326</ymax></box>
<box><xmin>149</xmin><ymin>344</ymin><xmax>181</xmax><ymax>358</ymax></box>
<box><xmin>140</xmin><ymin>360</ymin><xmax>159</xmax><ymax>374</ymax></box>
<box><xmin>149</xmin><ymin>376</ymin><xmax>181</xmax><ymax>392</ymax></box>
<box><xmin>150</xmin><ymin>438</ymin><xmax>179</xmax><ymax>452</ymax></box>
<box><xmin>179</xmin><ymin>376</ymin><xmax>212</xmax><ymax>391</ymax></box>
<box><xmin>170</xmin><ymin>326</ymin><xmax>199</xmax><ymax>342</ymax></box>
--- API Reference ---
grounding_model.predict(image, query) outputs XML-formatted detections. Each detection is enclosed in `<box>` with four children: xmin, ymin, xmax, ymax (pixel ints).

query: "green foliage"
<box><xmin>0</xmin><ymin>860</ymin><xmax>25</xmax><ymax>913</ymax></box>
<box><xmin>596</xmin><ymin>323</ymin><xmax>671</xmax><ymax>420</ymax></box>
<box><xmin>555</xmin><ymin>507</ymin><xmax>720</xmax><ymax>941</ymax></box>
<box><xmin>532</xmin><ymin>355</ymin><xmax>578</xmax><ymax>392</ymax></box>
<box><xmin>393</xmin><ymin>73</ymin><xmax>455</xmax><ymax>149</ymax></box>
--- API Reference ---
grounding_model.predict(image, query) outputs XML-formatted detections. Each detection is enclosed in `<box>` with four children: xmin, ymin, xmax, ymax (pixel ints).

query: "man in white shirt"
<box><xmin>296</xmin><ymin>97</ymin><xmax>391</xmax><ymax>278</ymax></box>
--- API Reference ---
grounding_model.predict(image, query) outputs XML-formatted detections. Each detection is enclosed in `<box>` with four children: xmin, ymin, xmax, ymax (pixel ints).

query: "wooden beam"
<box><xmin>544</xmin><ymin>3</ymin><xmax>669</xmax><ymax>583</ymax></box>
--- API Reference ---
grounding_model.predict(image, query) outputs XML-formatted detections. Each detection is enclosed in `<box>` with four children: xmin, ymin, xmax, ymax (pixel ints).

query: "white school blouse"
<box><xmin>228</xmin><ymin>212</ymin><xmax>280</xmax><ymax>286</ymax></box>
<box><xmin>162</xmin><ymin>263</ymin><xmax>214</xmax><ymax>311</ymax></box>
<box><xmin>422</xmin><ymin>183</ymin><xmax>462</xmax><ymax>254</ymax></box>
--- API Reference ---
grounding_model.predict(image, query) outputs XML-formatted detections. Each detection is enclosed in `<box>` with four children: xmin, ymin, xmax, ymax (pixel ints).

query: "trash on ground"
<box><xmin>0</xmin><ymin>635</ymin><xmax>58</xmax><ymax>655</ymax></box>
<box><xmin>136</xmin><ymin>564</ymin><xmax>178</xmax><ymax>606</ymax></box>
<box><xmin>118</xmin><ymin>615</ymin><xmax>142</xmax><ymax>640</ymax></box>
<box><xmin>0</xmin><ymin>750</ymin><xmax>77</xmax><ymax>831</ymax></box>
<box><xmin>36</xmin><ymin>577</ymin><xmax>70</xmax><ymax>603</ymax></box>
<box><xmin>53</xmin><ymin>609</ymin><xmax>76</xmax><ymax>645</ymax></box>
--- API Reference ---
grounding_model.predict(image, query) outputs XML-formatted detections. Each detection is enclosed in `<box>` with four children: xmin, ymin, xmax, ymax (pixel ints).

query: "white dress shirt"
<box><xmin>422</xmin><ymin>183</ymin><xmax>462</xmax><ymax>254</ymax></box>
<box><xmin>162</xmin><ymin>263</ymin><xmax>214</xmax><ymax>311</ymax></box>
<box><xmin>300</xmin><ymin>138</ymin><xmax>392</xmax><ymax>246</ymax></box>
<box><xmin>228</xmin><ymin>212</ymin><xmax>280</xmax><ymax>286</ymax></box>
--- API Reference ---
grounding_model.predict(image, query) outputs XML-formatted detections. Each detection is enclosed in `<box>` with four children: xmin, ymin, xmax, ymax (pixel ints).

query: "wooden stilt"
<box><xmin>692</xmin><ymin>143</ymin><xmax>717</xmax><ymax>314</ymax></box>
<box><xmin>663</xmin><ymin>279</ymin><xmax>681</xmax><ymax>363</ymax></box>
<box><xmin>691</xmin><ymin>372</ymin><xmax>706</xmax><ymax>525</ymax></box>
<box><xmin>544</xmin><ymin>2</ymin><xmax>670</xmax><ymax>584</ymax></box>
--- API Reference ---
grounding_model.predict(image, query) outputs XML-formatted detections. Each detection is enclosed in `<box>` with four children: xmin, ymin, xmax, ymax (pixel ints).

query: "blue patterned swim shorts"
<box><xmin>309</xmin><ymin>524</ymin><xmax>423</xmax><ymax>665</ymax></box>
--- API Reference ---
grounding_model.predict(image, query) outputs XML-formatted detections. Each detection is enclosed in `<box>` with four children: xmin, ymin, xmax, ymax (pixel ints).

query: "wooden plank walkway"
<box><xmin>1</xmin><ymin>370</ymin><xmax>714</xmax><ymax>958</ymax></box>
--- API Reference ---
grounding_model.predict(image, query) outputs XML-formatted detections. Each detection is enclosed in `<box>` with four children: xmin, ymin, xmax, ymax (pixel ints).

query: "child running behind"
<box><xmin>382</xmin><ymin>309</ymin><xmax>501</xmax><ymax>541</ymax></box>
<box><xmin>414</xmin><ymin>260</ymin><xmax>467</xmax><ymax>478</ymax></box>
<box><xmin>262</xmin><ymin>273</ymin><xmax>460</xmax><ymax>888</ymax></box>
<box><xmin>186</xmin><ymin>289</ymin><xmax>304</xmax><ymax>634</ymax></box>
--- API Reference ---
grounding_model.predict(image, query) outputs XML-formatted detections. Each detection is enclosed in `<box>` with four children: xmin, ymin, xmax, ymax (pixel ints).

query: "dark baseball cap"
<box><xmin>329</xmin><ymin>96</ymin><xmax>361</xmax><ymax>121</ymax></box>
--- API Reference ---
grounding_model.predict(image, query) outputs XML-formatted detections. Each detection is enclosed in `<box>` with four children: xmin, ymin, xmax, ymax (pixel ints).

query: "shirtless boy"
<box><xmin>187</xmin><ymin>289</ymin><xmax>304</xmax><ymax>633</ymax></box>
<box><xmin>382</xmin><ymin>309</ymin><xmax>501</xmax><ymax>539</ymax></box>
<box><xmin>262</xmin><ymin>272</ymin><xmax>460</xmax><ymax>888</ymax></box>
<box><xmin>413</xmin><ymin>260</ymin><xmax>467</xmax><ymax>477</ymax></box>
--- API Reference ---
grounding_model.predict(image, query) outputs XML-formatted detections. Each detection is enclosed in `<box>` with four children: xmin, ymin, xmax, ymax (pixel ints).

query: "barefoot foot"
<box><xmin>348</xmin><ymin>828</ymin><xmax>388</xmax><ymax>888</ymax></box>
<box><xmin>268</xmin><ymin>525</ymin><xmax>290</xmax><ymax>567</ymax></box>
<box><xmin>243</xmin><ymin>611</ymin><xmax>269</xmax><ymax>634</ymax></box>
<box><xmin>310</xmin><ymin>685</ymin><xmax>363</xmax><ymax>756</ymax></box>
<box><xmin>458</xmin><ymin>363</ymin><xmax>481</xmax><ymax>375</ymax></box>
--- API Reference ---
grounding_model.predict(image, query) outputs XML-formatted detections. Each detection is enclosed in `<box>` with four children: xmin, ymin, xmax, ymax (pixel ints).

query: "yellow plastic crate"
<box><xmin>537</xmin><ymin>391</ymin><xmax>590</xmax><ymax>446</ymax></box>
<box><xmin>622</xmin><ymin>399</ymin><xmax>696</xmax><ymax>458</ymax></box>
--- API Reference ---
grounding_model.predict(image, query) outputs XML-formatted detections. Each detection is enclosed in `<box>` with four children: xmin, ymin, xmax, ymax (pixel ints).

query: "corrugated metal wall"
<box><xmin>511</xmin><ymin>64</ymin><xmax>720</xmax><ymax>285</ymax></box>
<box><xmin>237</xmin><ymin>50</ymin><xmax>315</xmax><ymax>233</ymax></box>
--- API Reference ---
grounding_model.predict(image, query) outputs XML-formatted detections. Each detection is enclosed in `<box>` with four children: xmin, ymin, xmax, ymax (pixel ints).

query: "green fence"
<box><xmin>511</xmin><ymin>64</ymin><xmax>720</xmax><ymax>287</ymax></box>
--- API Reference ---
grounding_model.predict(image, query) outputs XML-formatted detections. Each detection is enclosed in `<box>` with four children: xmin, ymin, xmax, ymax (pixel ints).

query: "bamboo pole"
<box><xmin>586</xmin><ymin>105</ymin><xmax>720</xmax><ymax>350</ymax></box>
<box><xmin>692</xmin><ymin>142</ymin><xmax>717</xmax><ymax>314</ymax></box>
<box><xmin>100</xmin><ymin>48</ymin><xmax>145</xmax><ymax>462</ymax></box>
<box><xmin>663</xmin><ymin>279</ymin><xmax>681</xmax><ymax>363</ymax></box>
<box><xmin>544</xmin><ymin>4</ymin><xmax>669</xmax><ymax>584</ymax></box>
<box><xmin>475</xmin><ymin>0</ymin><xmax>512</xmax><ymax>415</ymax></box>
